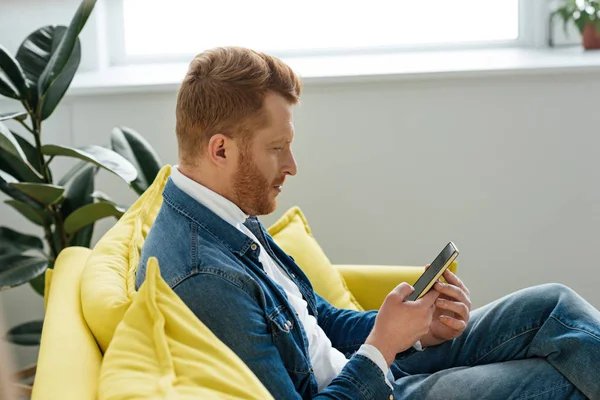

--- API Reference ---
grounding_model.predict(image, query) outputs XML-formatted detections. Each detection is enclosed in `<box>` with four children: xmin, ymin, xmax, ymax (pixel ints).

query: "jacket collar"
<box><xmin>162</xmin><ymin>177</ymin><xmax>256</xmax><ymax>257</ymax></box>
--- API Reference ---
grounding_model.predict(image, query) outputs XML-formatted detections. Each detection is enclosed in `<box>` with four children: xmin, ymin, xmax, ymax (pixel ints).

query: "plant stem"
<box><xmin>32</xmin><ymin>120</ymin><xmax>51</xmax><ymax>183</ymax></box>
<box><xmin>16</xmin><ymin>119</ymin><xmax>36</xmax><ymax>136</ymax></box>
<box><xmin>25</xmin><ymin>104</ymin><xmax>67</xmax><ymax>256</ymax></box>
<box><xmin>53</xmin><ymin>206</ymin><xmax>67</xmax><ymax>251</ymax></box>
<box><xmin>43</xmin><ymin>224</ymin><xmax>57</xmax><ymax>259</ymax></box>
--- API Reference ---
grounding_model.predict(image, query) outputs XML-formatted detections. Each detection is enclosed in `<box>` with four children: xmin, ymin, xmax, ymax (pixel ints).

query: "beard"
<box><xmin>232</xmin><ymin>150</ymin><xmax>278</xmax><ymax>216</ymax></box>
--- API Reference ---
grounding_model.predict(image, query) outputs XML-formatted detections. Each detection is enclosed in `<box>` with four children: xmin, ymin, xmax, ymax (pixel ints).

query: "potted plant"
<box><xmin>0</xmin><ymin>0</ymin><xmax>162</xmax><ymax>392</ymax></box>
<box><xmin>552</xmin><ymin>0</ymin><xmax>600</xmax><ymax>50</ymax></box>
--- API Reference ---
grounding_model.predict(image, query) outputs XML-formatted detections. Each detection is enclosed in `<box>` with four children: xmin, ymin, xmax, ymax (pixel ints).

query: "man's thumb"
<box><xmin>394</xmin><ymin>282</ymin><xmax>415</xmax><ymax>300</ymax></box>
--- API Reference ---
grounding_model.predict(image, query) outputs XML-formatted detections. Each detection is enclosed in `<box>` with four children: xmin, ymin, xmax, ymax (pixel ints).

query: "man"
<box><xmin>137</xmin><ymin>46</ymin><xmax>600</xmax><ymax>399</ymax></box>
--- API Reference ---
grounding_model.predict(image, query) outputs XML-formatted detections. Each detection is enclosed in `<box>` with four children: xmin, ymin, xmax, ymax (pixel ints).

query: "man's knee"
<box><xmin>517</xmin><ymin>283</ymin><xmax>578</xmax><ymax>310</ymax></box>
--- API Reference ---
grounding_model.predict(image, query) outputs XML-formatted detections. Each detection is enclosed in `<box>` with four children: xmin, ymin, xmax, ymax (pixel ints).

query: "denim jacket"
<box><xmin>137</xmin><ymin>178</ymin><xmax>398</xmax><ymax>399</ymax></box>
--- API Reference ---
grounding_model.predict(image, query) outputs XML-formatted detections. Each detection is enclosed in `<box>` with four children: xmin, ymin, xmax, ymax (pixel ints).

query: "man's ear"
<box><xmin>207</xmin><ymin>134</ymin><xmax>230</xmax><ymax>168</ymax></box>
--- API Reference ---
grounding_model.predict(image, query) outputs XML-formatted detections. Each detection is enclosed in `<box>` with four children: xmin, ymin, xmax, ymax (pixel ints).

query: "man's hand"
<box><xmin>365</xmin><ymin>282</ymin><xmax>439</xmax><ymax>367</ymax></box>
<box><xmin>420</xmin><ymin>267</ymin><xmax>472</xmax><ymax>348</ymax></box>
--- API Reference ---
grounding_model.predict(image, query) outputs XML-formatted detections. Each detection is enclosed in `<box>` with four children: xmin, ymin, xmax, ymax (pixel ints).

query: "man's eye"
<box><xmin>273</xmin><ymin>147</ymin><xmax>283</xmax><ymax>151</ymax></box>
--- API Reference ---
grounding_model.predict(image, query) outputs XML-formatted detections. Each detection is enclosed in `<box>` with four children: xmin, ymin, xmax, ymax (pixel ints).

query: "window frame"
<box><xmin>105</xmin><ymin>0</ymin><xmax>551</xmax><ymax>67</ymax></box>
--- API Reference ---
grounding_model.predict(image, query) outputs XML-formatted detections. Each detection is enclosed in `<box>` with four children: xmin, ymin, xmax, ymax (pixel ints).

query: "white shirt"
<box><xmin>170</xmin><ymin>166</ymin><xmax>390</xmax><ymax>391</ymax></box>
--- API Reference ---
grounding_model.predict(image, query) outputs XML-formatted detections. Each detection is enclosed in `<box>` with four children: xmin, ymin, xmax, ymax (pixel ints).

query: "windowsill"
<box><xmin>69</xmin><ymin>46</ymin><xmax>600</xmax><ymax>96</ymax></box>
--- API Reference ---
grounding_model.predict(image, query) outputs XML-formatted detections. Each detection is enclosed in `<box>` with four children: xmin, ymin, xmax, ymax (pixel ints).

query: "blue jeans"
<box><xmin>391</xmin><ymin>283</ymin><xmax>600</xmax><ymax>399</ymax></box>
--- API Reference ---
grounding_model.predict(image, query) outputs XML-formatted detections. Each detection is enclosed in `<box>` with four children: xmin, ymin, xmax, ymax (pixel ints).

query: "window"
<box><xmin>109</xmin><ymin>0</ymin><xmax>523</xmax><ymax>65</ymax></box>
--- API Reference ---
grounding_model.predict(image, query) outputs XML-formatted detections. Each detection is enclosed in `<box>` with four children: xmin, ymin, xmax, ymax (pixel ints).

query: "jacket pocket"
<box><xmin>268</xmin><ymin>308</ymin><xmax>312</xmax><ymax>375</ymax></box>
<box><xmin>268</xmin><ymin>307</ymin><xmax>295</xmax><ymax>336</ymax></box>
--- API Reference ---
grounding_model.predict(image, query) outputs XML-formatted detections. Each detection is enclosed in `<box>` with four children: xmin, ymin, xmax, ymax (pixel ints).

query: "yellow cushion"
<box><xmin>98</xmin><ymin>257</ymin><xmax>273</xmax><ymax>400</ymax></box>
<box><xmin>81</xmin><ymin>165</ymin><xmax>172</xmax><ymax>353</ymax></box>
<box><xmin>268</xmin><ymin>206</ymin><xmax>363</xmax><ymax>311</ymax></box>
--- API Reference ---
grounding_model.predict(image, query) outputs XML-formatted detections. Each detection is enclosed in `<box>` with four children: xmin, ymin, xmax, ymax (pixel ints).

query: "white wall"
<box><xmin>2</xmin><ymin>69</ymin><xmax>600</xmax><ymax>367</ymax></box>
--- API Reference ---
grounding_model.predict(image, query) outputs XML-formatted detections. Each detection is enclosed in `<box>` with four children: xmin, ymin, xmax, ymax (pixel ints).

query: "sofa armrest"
<box><xmin>335</xmin><ymin>262</ymin><xmax>458</xmax><ymax>311</ymax></box>
<box><xmin>33</xmin><ymin>247</ymin><xmax>102</xmax><ymax>400</ymax></box>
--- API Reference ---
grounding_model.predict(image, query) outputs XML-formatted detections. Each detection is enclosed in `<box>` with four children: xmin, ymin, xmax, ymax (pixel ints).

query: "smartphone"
<box><xmin>405</xmin><ymin>242</ymin><xmax>459</xmax><ymax>301</ymax></box>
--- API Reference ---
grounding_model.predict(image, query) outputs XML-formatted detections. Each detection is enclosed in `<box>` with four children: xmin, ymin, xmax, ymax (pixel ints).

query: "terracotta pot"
<box><xmin>582</xmin><ymin>23</ymin><xmax>600</xmax><ymax>50</ymax></box>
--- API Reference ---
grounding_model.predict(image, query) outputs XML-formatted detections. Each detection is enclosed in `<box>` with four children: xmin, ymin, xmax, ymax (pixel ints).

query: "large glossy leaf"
<box><xmin>0</xmin><ymin>174</ymin><xmax>40</xmax><ymax>206</ymax></box>
<box><xmin>61</xmin><ymin>163</ymin><xmax>95</xmax><ymax>215</ymax></box>
<box><xmin>0</xmin><ymin>227</ymin><xmax>43</xmax><ymax>257</ymax></box>
<box><xmin>41</xmin><ymin>34</ymin><xmax>81</xmax><ymax>120</ymax></box>
<box><xmin>61</xmin><ymin>163</ymin><xmax>96</xmax><ymax>248</ymax></box>
<box><xmin>64</xmin><ymin>202</ymin><xmax>122</xmax><ymax>235</ymax></box>
<box><xmin>69</xmin><ymin>221</ymin><xmax>94</xmax><ymax>248</ymax></box>
<box><xmin>0</xmin><ymin>74</ymin><xmax>19</xmax><ymax>99</ymax></box>
<box><xmin>9</xmin><ymin>182</ymin><xmax>64</xmax><ymax>206</ymax></box>
<box><xmin>58</xmin><ymin>160</ymin><xmax>88</xmax><ymax>186</ymax></box>
<box><xmin>38</xmin><ymin>0</ymin><xmax>96</xmax><ymax>119</ymax></box>
<box><xmin>5</xmin><ymin>320</ymin><xmax>43</xmax><ymax>346</ymax></box>
<box><xmin>13</xmin><ymin>131</ymin><xmax>43</xmax><ymax>177</ymax></box>
<box><xmin>42</xmin><ymin>144</ymin><xmax>137</xmax><ymax>183</ymax></box>
<box><xmin>0</xmin><ymin>121</ymin><xmax>29</xmax><ymax>166</ymax></box>
<box><xmin>16</xmin><ymin>26</ymin><xmax>67</xmax><ymax>111</ymax></box>
<box><xmin>91</xmin><ymin>190</ymin><xmax>126</xmax><ymax>217</ymax></box>
<box><xmin>0</xmin><ymin>125</ymin><xmax>42</xmax><ymax>181</ymax></box>
<box><xmin>0</xmin><ymin>144</ymin><xmax>42</xmax><ymax>183</ymax></box>
<box><xmin>5</xmin><ymin>199</ymin><xmax>51</xmax><ymax>226</ymax></box>
<box><xmin>29</xmin><ymin>272</ymin><xmax>46</xmax><ymax>296</ymax></box>
<box><xmin>0</xmin><ymin>253</ymin><xmax>48</xmax><ymax>291</ymax></box>
<box><xmin>0</xmin><ymin>44</ymin><xmax>28</xmax><ymax>99</ymax></box>
<box><xmin>0</xmin><ymin>153</ymin><xmax>21</xmax><ymax>182</ymax></box>
<box><xmin>111</xmin><ymin>127</ymin><xmax>162</xmax><ymax>194</ymax></box>
<box><xmin>0</xmin><ymin>111</ymin><xmax>27</xmax><ymax>122</ymax></box>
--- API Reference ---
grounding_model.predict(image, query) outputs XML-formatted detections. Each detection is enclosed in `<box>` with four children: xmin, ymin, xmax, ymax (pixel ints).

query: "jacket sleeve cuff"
<box><xmin>356</xmin><ymin>344</ymin><xmax>393</xmax><ymax>389</ymax></box>
<box><xmin>332</xmin><ymin>354</ymin><xmax>393</xmax><ymax>399</ymax></box>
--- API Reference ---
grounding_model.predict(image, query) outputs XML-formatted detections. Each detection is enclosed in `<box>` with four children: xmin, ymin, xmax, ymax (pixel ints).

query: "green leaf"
<box><xmin>13</xmin><ymin>131</ymin><xmax>43</xmax><ymax>177</ymax></box>
<box><xmin>0</xmin><ymin>44</ymin><xmax>28</xmax><ymax>99</ymax></box>
<box><xmin>38</xmin><ymin>0</ymin><xmax>96</xmax><ymax>118</ymax></box>
<box><xmin>64</xmin><ymin>202</ymin><xmax>122</xmax><ymax>235</ymax></box>
<box><xmin>110</xmin><ymin>127</ymin><xmax>162</xmax><ymax>194</ymax></box>
<box><xmin>29</xmin><ymin>272</ymin><xmax>46</xmax><ymax>296</ymax></box>
<box><xmin>0</xmin><ymin>121</ymin><xmax>29</xmax><ymax>165</ymax></box>
<box><xmin>61</xmin><ymin>162</ymin><xmax>96</xmax><ymax>248</ymax></box>
<box><xmin>9</xmin><ymin>182</ymin><xmax>64</xmax><ymax>206</ymax></box>
<box><xmin>40</xmin><ymin>35</ymin><xmax>81</xmax><ymax>120</ymax></box>
<box><xmin>0</xmin><ymin>253</ymin><xmax>48</xmax><ymax>291</ymax></box>
<box><xmin>5</xmin><ymin>320</ymin><xmax>43</xmax><ymax>346</ymax></box>
<box><xmin>0</xmin><ymin>75</ymin><xmax>19</xmax><ymax>99</ymax></box>
<box><xmin>58</xmin><ymin>160</ymin><xmax>88</xmax><ymax>186</ymax></box>
<box><xmin>0</xmin><ymin>227</ymin><xmax>43</xmax><ymax>257</ymax></box>
<box><xmin>0</xmin><ymin>140</ymin><xmax>43</xmax><ymax>183</ymax></box>
<box><xmin>16</xmin><ymin>26</ymin><xmax>67</xmax><ymax>111</ymax></box>
<box><xmin>0</xmin><ymin>111</ymin><xmax>27</xmax><ymax>122</ymax></box>
<box><xmin>0</xmin><ymin>125</ymin><xmax>42</xmax><ymax>181</ymax></box>
<box><xmin>0</xmin><ymin>174</ymin><xmax>40</xmax><ymax>206</ymax></box>
<box><xmin>61</xmin><ymin>162</ymin><xmax>95</xmax><ymax>216</ymax></box>
<box><xmin>63</xmin><ymin>168</ymin><xmax>99</xmax><ymax>251</ymax></box>
<box><xmin>69</xmin><ymin>223</ymin><xmax>94</xmax><ymax>248</ymax></box>
<box><xmin>91</xmin><ymin>190</ymin><xmax>126</xmax><ymax>216</ymax></box>
<box><xmin>0</xmin><ymin>152</ymin><xmax>22</xmax><ymax>182</ymax></box>
<box><xmin>5</xmin><ymin>199</ymin><xmax>51</xmax><ymax>226</ymax></box>
<box><xmin>42</xmin><ymin>144</ymin><xmax>137</xmax><ymax>183</ymax></box>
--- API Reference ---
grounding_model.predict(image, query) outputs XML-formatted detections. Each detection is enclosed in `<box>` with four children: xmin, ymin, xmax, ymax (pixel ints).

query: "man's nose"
<box><xmin>284</xmin><ymin>151</ymin><xmax>298</xmax><ymax>176</ymax></box>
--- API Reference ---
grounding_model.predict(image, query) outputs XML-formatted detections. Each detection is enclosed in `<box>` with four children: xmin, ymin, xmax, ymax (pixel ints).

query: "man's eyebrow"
<box><xmin>268</xmin><ymin>137</ymin><xmax>292</xmax><ymax>145</ymax></box>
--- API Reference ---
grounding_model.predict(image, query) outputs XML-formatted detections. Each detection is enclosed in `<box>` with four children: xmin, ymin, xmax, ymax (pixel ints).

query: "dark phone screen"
<box><xmin>406</xmin><ymin>242</ymin><xmax>457</xmax><ymax>301</ymax></box>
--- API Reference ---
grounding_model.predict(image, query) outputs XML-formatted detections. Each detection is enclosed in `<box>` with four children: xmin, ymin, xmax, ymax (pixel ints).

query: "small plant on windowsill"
<box><xmin>552</xmin><ymin>0</ymin><xmax>600</xmax><ymax>50</ymax></box>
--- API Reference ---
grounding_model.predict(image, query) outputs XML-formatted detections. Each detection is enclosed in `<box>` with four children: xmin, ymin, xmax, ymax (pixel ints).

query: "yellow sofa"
<box><xmin>32</xmin><ymin>166</ymin><xmax>457</xmax><ymax>399</ymax></box>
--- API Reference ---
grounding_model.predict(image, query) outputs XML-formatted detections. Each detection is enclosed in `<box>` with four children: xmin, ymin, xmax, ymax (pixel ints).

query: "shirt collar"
<box><xmin>170</xmin><ymin>165</ymin><xmax>249</xmax><ymax>226</ymax></box>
